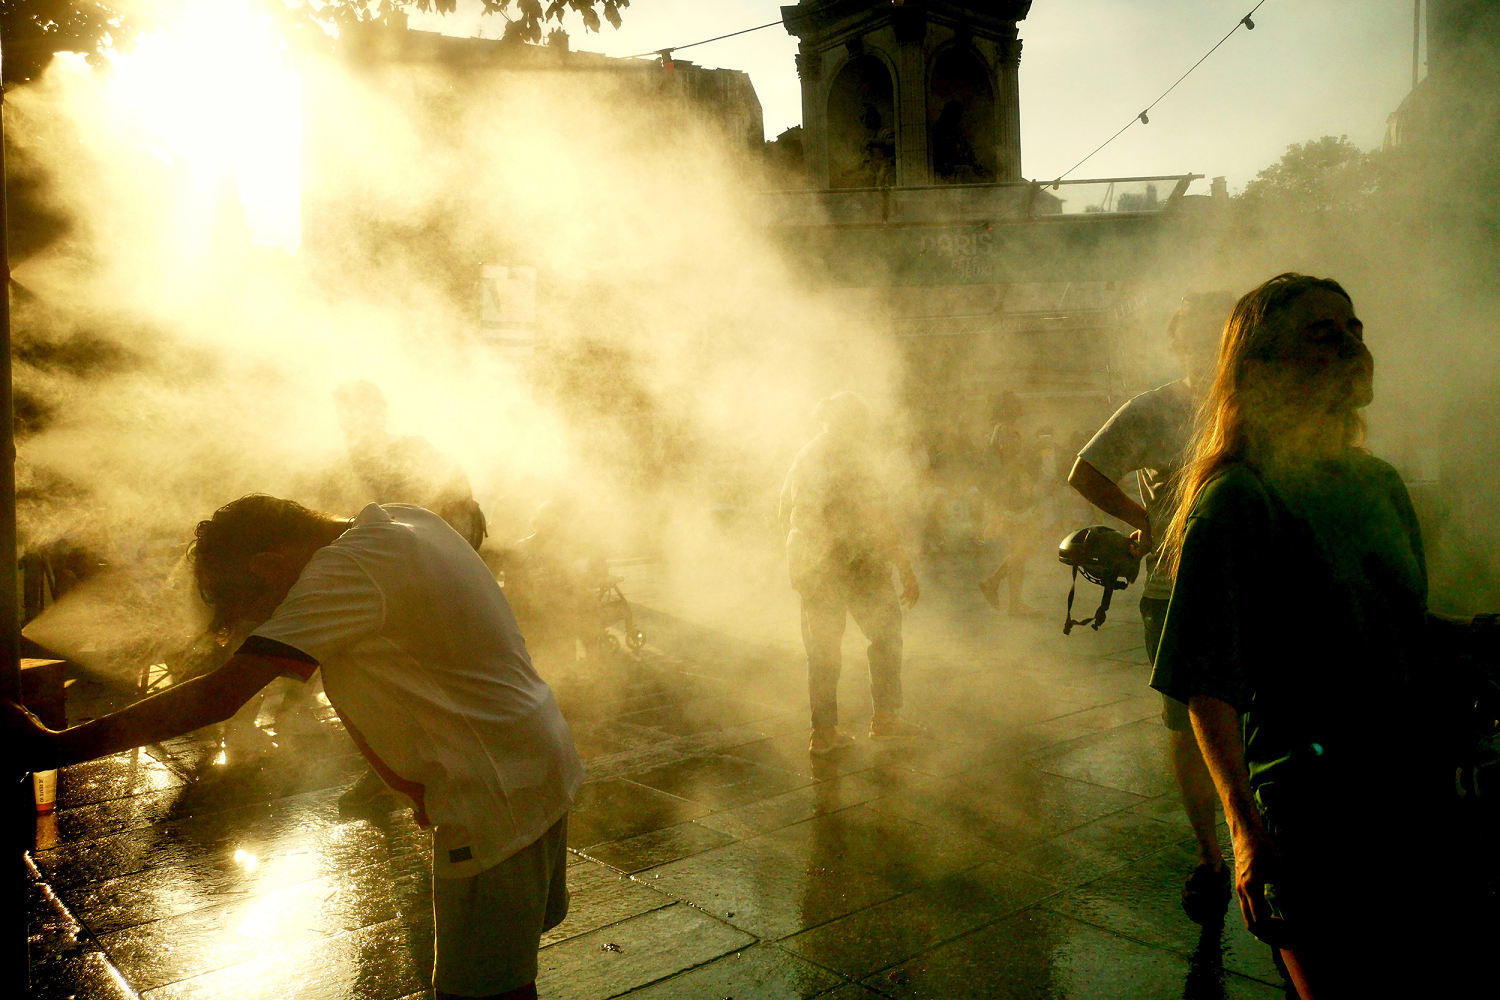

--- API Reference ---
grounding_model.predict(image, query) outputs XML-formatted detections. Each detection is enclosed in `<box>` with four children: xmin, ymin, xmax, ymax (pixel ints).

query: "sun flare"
<box><xmin>103</xmin><ymin>0</ymin><xmax>303</xmax><ymax>251</ymax></box>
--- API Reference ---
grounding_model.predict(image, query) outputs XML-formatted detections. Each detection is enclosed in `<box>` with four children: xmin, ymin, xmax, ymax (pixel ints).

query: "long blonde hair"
<box><xmin>1158</xmin><ymin>273</ymin><xmax>1361</xmax><ymax>576</ymax></box>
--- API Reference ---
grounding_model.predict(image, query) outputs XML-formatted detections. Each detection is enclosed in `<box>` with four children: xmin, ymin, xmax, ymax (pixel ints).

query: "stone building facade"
<box><xmin>781</xmin><ymin>0</ymin><xmax>1030</xmax><ymax>188</ymax></box>
<box><xmin>770</xmin><ymin>1</ymin><xmax>1225</xmax><ymax>441</ymax></box>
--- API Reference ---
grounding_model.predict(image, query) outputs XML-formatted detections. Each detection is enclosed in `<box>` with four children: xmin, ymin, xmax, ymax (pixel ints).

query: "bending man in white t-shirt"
<box><xmin>5</xmin><ymin>494</ymin><xmax>582</xmax><ymax>1000</ymax></box>
<box><xmin>1067</xmin><ymin>292</ymin><xmax>1236</xmax><ymax>926</ymax></box>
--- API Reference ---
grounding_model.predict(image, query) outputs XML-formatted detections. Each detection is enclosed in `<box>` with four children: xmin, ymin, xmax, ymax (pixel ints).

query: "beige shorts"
<box><xmin>432</xmin><ymin>814</ymin><xmax>569</xmax><ymax>996</ymax></box>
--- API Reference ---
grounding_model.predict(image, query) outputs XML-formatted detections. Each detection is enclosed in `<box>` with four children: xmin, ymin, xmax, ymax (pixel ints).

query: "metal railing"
<box><xmin>757</xmin><ymin>174</ymin><xmax>1204</xmax><ymax>227</ymax></box>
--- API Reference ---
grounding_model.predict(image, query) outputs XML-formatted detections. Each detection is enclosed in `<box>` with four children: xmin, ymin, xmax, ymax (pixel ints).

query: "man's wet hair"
<box><xmin>190</xmin><ymin>494</ymin><xmax>332</xmax><ymax>634</ymax></box>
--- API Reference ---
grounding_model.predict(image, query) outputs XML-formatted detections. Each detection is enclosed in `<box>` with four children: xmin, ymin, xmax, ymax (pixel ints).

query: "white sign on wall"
<box><xmin>480</xmin><ymin>264</ymin><xmax>538</xmax><ymax>369</ymax></box>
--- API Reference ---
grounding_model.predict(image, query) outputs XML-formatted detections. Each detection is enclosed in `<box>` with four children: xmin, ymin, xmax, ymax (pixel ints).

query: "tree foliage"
<box><xmin>0</xmin><ymin>0</ymin><xmax>140</xmax><ymax>85</ymax></box>
<box><xmin>480</xmin><ymin>0</ymin><xmax>628</xmax><ymax>41</ymax></box>
<box><xmin>282</xmin><ymin>0</ymin><xmax>628</xmax><ymax>44</ymax></box>
<box><xmin>1235</xmin><ymin>135</ymin><xmax>1384</xmax><ymax>217</ymax></box>
<box><xmin>0</xmin><ymin>0</ymin><xmax>630</xmax><ymax>87</ymax></box>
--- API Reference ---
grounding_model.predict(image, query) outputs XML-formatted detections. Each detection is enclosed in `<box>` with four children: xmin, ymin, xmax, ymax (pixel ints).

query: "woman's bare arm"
<box><xmin>1189</xmin><ymin>693</ymin><xmax>1282</xmax><ymax>936</ymax></box>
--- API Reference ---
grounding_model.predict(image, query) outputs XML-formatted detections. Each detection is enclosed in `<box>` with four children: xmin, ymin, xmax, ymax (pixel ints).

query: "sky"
<box><xmin>421</xmin><ymin>0</ymin><xmax>1424</xmax><ymax>193</ymax></box>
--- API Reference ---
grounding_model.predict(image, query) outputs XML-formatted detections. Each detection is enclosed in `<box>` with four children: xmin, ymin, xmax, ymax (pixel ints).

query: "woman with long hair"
<box><xmin>1150</xmin><ymin>273</ymin><xmax>1476</xmax><ymax>997</ymax></box>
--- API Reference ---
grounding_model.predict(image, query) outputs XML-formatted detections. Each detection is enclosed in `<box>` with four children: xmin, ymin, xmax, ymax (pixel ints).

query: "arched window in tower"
<box><xmin>826</xmin><ymin>54</ymin><xmax>896</xmax><ymax>188</ymax></box>
<box><xmin>928</xmin><ymin>47</ymin><xmax>997</xmax><ymax>183</ymax></box>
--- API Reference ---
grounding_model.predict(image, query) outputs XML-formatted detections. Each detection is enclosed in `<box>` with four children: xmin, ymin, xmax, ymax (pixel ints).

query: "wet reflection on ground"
<box><xmin>26</xmin><ymin>552</ymin><xmax>1288</xmax><ymax>999</ymax></box>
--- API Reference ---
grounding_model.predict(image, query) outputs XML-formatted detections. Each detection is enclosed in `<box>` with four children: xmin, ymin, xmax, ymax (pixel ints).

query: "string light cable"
<box><xmin>623</xmin><ymin>19</ymin><xmax>785</xmax><ymax>62</ymax></box>
<box><xmin>1048</xmin><ymin>1</ymin><xmax>1269</xmax><ymax>187</ymax></box>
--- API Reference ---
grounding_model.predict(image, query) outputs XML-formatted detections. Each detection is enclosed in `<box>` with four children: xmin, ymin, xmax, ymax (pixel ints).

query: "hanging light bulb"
<box><xmin>1241</xmin><ymin>15</ymin><xmax>1255</xmax><ymax>29</ymax></box>
<box><xmin>1138</xmin><ymin>111</ymin><xmax>1150</xmax><ymax>125</ymax></box>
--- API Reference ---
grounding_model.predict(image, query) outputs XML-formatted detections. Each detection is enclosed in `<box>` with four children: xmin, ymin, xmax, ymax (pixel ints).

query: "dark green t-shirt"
<box><xmin>1149</xmin><ymin>451</ymin><xmax>1429</xmax><ymax>820</ymax></box>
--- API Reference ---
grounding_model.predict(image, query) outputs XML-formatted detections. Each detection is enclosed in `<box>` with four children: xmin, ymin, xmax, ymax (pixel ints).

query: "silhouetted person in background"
<box><xmin>1069</xmin><ymin>291</ymin><xmax>1236</xmax><ymax>923</ymax></box>
<box><xmin>780</xmin><ymin>392</ymin><xmax>923</xmax><ymax>757</ymax></box>
<box><xmin>335</xmin><ymin>380</ymin><xmax>486</xmax><ymax>550</ymax></box>
<box><xmin>1151</xmin><ymin>274</ymin><xmax>1481</xmax><ymax>996</ymax></box>
<box><xmin>503</xmin><ymin>497</ymin><xmax>611</xmax><ymax>668</ymax></box>
<box><xmin>5</xmin><ymin>494</ymin><xmax>581</xmax><ymax>1000</ymax></box>
<box><xmin>979</xmin><ymin>391</ymin><xmax>1043</xmax><ymax>615</ymax></box>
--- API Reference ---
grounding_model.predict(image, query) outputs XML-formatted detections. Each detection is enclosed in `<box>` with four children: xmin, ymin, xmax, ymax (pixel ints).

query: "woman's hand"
<box><xmin>1188</xmin><ymin>694</ymin><xmax>1292</xmax><ymax>945</ymax></box>
<box><xmin>1232</xmin><ymin>823</ymin><xmax>1291</xmax><ymax>945</ymax></box>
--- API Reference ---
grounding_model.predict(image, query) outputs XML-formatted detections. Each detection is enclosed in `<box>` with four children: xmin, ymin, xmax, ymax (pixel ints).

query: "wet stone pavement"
<box><xmin>25</xmin><ymin>548</ymin><xmax>1290</xmax><ymax>999</ymax></box>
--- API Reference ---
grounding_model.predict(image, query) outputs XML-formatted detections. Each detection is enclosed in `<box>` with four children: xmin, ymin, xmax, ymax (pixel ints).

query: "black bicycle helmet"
<box><xmin>1058</xmin><ymin>525</ymin><xmax>1142</xmax><ymax>633</ymax></box>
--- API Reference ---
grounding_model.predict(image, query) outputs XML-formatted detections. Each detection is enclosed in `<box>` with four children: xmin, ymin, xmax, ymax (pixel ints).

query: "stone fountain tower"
<box><xmin>780</xmin><ymin>0</ymin><xmax>1033</xmax><ymax>189</ymax></box>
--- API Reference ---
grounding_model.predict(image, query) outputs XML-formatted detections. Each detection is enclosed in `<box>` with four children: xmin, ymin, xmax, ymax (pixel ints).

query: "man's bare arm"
<box><xmin>1067</xmin><ymin>458</ymin><xmax>1149</xmax><ymax>535</ymax></box>
<box><xmin>7</xmin><ymin>653</ymin><xmax>288</xmax><ymax>770</ymax></box>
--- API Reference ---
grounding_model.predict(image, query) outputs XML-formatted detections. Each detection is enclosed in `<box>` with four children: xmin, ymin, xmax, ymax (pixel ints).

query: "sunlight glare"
<box><xmin>105</xmin><ymin>0</ymin><xmax>303</xmax><ymax>251</ymax></box>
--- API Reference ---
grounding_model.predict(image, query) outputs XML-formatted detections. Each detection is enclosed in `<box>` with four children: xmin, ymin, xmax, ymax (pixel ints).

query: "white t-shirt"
<box><xmin>779</xmin><ymin>431</ymin><xmax>892</xmax><ymax>590</ymax></box>
<box><xmin>248</xmin><ymin>504</ymin><xmax>582</xmax><ymax>877</ymax></box>
<box><xmin>1076</xmin><ymin>380</ymin><xmax>1195</xmax><ymax>600</ymax></box>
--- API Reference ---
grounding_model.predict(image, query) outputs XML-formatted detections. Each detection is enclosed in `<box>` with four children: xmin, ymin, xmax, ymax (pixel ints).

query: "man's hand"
<box><xmin>1128</xmin><ymin>524</ymin><xmax>1154</xmax><ymax>559</ymax></box>
<box><xmin>7</xmin><ymin>653</ymin><xmax>285</xmax><ymax>771</ymax></box>
<box><xmin>1068</xmin><ymin>458</ymin><xmax>1150</xmax><ymax>537</ymax></box>
<box><xmin>2</xmin><ymin>699</ymin><xmax>60</xmax><ymax>771</ymax></box>
<box><xmin>898</xmin><ymin>565</ymin><xmax>920</xmax><ymax>608</ymax></box>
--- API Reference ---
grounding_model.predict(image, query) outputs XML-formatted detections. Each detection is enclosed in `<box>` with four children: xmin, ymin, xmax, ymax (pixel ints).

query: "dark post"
<box><xmin>1412</xmin><ymin>0</ymin><xmax>1422</xmax><ymax>91</ymax></box>
<box><xmin>0</xmin><ymin>24</ymin><xmax>32</xmax><ymax>996</ymax></box>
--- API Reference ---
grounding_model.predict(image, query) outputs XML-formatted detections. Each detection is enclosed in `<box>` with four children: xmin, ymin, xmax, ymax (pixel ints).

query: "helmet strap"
<box><xmin>1063</xmin><ymin>565</ymin><xmax>1115</xmax><ymax>634</ymax></box>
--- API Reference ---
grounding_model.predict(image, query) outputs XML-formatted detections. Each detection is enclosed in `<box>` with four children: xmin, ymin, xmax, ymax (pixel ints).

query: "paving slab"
<box><xmin>581</xmin><ymin>819</ymin><xmax>738</xmax><ymax>873</ymax></box>
<box><xmin>610</xmin><ymin>943</ymin><xmax>841</xmax><ymax>1000</ymax></box>
<box><xmin>643</xmin><ymin>830</ymin><xmax>909</xmax><ymax>940</ymax></box>
<box><xmin>536</xmin><ymin>903</ymin><xmax>756</xmax><ymax>1000</ymax></box>
<box><xmin>694</xmin><ymin>767</ymin><xmax>909</xmax><ymax>839</ymax></box>
<box><xmin>862</xmin><ymin>909</ymin><xmax>1285</xmax><ymax>1000</ymax></box>
<box><xmin>624</xmin><ymin>753</ymin><xmax>813</xmax><ymax>811</ymax></box>
<box><xmin>779</xmin><ymin>861</ymin><xmax>1060</xmax><ymax>980</ymax></box>
<box><xmin>1028</xmin><ymin>719</ymin><xmax>1178</xmax><ymax>798</ymax></box>
<box><xmin>139</xmin><ymin>914</ymin><xmax>433</xmax><ymax>1000</ymax></box>
<box><xmin>1040</xmin><ymin>841</ymin><xmax>1282</xmax><ymax>986</ymax></box>
<box><xmin>1004</xmin><ymin>802</ymin><xmax>1201</xmax><ymax>890</ymax></box>
<box><xmin>541</xmin><ymin>858</ymin><xmax>675</xmax><ymax>946</ymax></box>
<box><xmin>568</xmin><ymin>777</ymin><xmax>712</xmax><ymax>849</ymax></box>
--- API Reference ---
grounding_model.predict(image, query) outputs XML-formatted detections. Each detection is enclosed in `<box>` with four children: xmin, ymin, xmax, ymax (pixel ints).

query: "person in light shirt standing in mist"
<box><xmin>1067</xmin><ymin>291</ymin><xmax>1237</xmax><ymax>925</ymax></box>
<box><xmin>780</xmin><ymin>392</ymin><xmax>924</xmax><ymax>758</ymax></box>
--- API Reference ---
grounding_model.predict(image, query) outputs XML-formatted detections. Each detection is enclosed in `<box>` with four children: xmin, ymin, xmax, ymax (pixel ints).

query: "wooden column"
<box><xmin>0</xmin><ymin>29</ymin><xmax>33</xmax><ymax>996</ymax></box>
